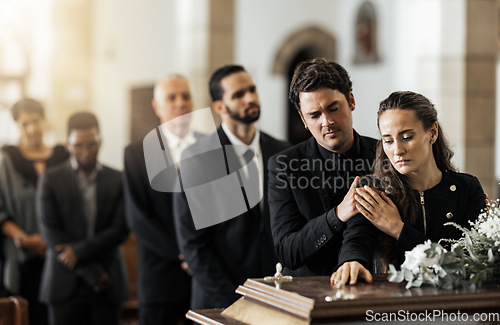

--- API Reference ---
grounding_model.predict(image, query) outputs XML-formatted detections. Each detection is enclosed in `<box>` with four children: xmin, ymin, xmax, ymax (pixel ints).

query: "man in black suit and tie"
<box><xmin>37</xmin><ymin>112</ymin><xmax>129</xmax><ymax>325</ymax></box>
<box><xmin>174</xmin><ymin>65</ymin><xmax>290</xmax><ymax>310</ymax></box>
<box><xmin>123</xmin><ymin>75</ymin><xmax>197</xmax><ymax>325</ymax></box>
<box><xmin>268</xmin><ymin>59</ymin><xmax>378</xmax><ymax>280</ymax></box>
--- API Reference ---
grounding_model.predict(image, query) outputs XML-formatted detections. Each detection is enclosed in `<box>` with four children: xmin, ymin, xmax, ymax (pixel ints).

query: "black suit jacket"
<box><xmin>173</xmin><ymin>127</ymin><xmax>290</xmax><ymax>309</ymax></box>
<box><xmin>123</xmin><ymin>133</ymin><xmax>203</xmax><ymax>304</ymax></box>
<box><xmin>37</xmin><ymin>161</ymin><xmax>129</xmax><ymax>304</ymax></box>
<box><xmin>268</xmin><ymin>132</ymin><xmax>377</xmax><ymax>277</ymax></box>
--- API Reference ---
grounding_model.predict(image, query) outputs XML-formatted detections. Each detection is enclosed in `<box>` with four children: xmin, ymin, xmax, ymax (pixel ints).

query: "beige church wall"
<box><xmin>91</xmin><ymin>0</ymin><xmax>235</xmax><ymax>169</ymax></box>
<box><xmin>338</xmin><ymin>0</ymin><xmax>397</xmax><ymax>140</ymax></box>
<box><xmin>7</xmin><ymin>0</ymin><xmax>494</xmax><ymax>188</ymax></box>
<box><xmin>496</xmin><ymin>65</ymin><xmax>500</xmax><ymax>182</ymax></box>
<box><xmin>381</xmin><ymin>0</ymin><xmax>468</xmax><ymax>175</ymax></box>
<box><xmin>391</xmin><ymin>0</ymin><xmax>497</xmax><ymax>197</ymax></box>
<box><xmin>0</xmin><ymin>0</ymin><xmax>56</xmax><ymax>145</ymax></box>
<box><xmin>234</xmin><ymin>0</ymin><xmax>407</xmax><ymax>142</ymax></box>
<box><xmin>91</xmin><ymin>0</ymin><xmax>177</xmax><ymax>169</ymax></box>
<box><xmin>391</xmin><ymin>0</ymin><xmax>468</xmax><ymax>170</ymax></box>
<box><xmin>235</xmin><ymin>0</ymin><xmax>497</xmax><ymax>196</ymax></box>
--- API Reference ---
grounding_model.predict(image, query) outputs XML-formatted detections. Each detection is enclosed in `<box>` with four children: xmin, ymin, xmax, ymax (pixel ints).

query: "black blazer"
<box><xmin>268</xmin><ymin>132</ymin><xmax>377</xmax><ymax>277</ymax></box>
<box><xmin>397</xmin><ymin>171</ymin><xmax>485</xmax><ymax>264</ymax></box>
<box><xmin>173</xmin><ymin>127</ymin><xmax>290</xmax><ymax>309</ymax></box>
<box><xmin>123</xmin><ymin>134</ymin><xmax>203</xmax><ymax>304</ymax></box>
<box><xmin>37</xmin><ymin>161</ymin><xmax>129</xmax><ymax>304</ymax></box>
<box><xmin>339</xmin><ymin>170</ymin><xmax>486</xmax><ymax>268</ymax></box>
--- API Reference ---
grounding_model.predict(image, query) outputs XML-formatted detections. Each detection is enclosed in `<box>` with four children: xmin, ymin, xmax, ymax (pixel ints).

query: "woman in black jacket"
<box><xmin>0</xmin><ymin>98</ymin><xmax>68</xmax><ymax>325</ymax></box>
<box><xmin>331</xmin><ymin>91</ymin><xmax>486</xmax><ymax>285</ymax></box>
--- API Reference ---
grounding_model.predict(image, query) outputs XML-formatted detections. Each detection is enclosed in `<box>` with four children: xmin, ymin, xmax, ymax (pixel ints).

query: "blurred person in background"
<box><xmin>37</xmin><ymin>112</ymin><xmax>129</xmax><ymax>325</ymax></box>
<box><xmin>123</xmin><ymin>75</ymin><xmax>199</xmax><ymax>325</ymax></box>
<box><xmin>0</xmin><ymin>98</ymin><xmax>69</xmax><ymax>325</ymax></box>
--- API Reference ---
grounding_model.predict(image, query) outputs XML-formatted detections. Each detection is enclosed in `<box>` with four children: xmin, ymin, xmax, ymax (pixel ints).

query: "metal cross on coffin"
<box><xmin>264</xmin><ymin>263</ymin><xmax>293</xmax><ymax>289</ymax></box>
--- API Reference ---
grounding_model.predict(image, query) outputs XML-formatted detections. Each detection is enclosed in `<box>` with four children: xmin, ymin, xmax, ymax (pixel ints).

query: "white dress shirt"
<box><xmin>221</xmin><ymin>122</ymin><xmax>263</xmax><ymax>202</ymax></box>
<box><xmin>161</xmin><ymin>125</ymin><xmax>196</xmax><ymax>166</ymax></box>
<box><xmin>70</xmin><ymin>157</ymin><xmax>102</xmax><ymax>237</ymax></box>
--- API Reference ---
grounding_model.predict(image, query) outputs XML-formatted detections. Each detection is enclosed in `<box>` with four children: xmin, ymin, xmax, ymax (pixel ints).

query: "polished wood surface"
<box><xmin>187</xmin><ymin>275</ymin><xmax>500</xmax><ymax>324</ymax></box>
<box><xmin>0</xmin><ymin>296</ymin><xmax>29</xmax><ymax>325</ymax></box>
<box><xmin>186</xmin><ymin>309</ymin><xmax>246</xmax><ymax>325</ymax></box>
<box><xmin>248</xmin><ymin>275</ymin><xmax>500</xmax><ymax>318</ymax></box>
<box><xmin>121</xmin><ymin>233</ymin><xmax>139</xmax><ymax>324</ymax></box>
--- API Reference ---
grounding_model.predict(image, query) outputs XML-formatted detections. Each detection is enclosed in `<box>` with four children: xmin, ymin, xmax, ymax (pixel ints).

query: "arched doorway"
<box><xmin>285</xmin><ymin>48</ymin><xmax>316</xmax><ymax>145</ymax></box>
<box><xmin>272</xmin><ymin>26</ymin><xmax>337</xmax><ymax>144</ymax></box>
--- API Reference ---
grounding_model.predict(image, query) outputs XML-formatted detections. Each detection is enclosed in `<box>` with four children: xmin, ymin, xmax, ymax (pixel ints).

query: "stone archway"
<box><xmin>272</xmin><ymin>26</ymin><xmax>337</xmax><ymax>144</ymax></box>
<box><xmin>272</xmin><ymin>26</ymin><xmax>336</xmax><ymax>75</ymax></box>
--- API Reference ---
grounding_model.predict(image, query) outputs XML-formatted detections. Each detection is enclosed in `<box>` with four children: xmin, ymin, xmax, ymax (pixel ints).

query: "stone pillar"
<box><xmin>174</xmin><ymin>0</ymin><xmax>234</xmax><ymax>132</ymax></box>
<box><xmin>464</xmin><ymin>0</ymin><xmax>497</xmax><ymax>197</ymax></box>
<box><xmin>50</xmin><ymin>0</ymin><xmax>91</xmax><ymax>141</ymax></box>
<box><xmin>419</xmin><ymin>0</ymin><xmax>497</xmax><ymax>197</ymax></box>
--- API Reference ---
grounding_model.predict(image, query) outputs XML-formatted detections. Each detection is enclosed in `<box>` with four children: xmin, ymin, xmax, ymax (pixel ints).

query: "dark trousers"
<box><xmin>48</xmin><ymin>282</ymin><xmax>120</xmax><ymax>325</ymax></box>
<box><xmin>19</xmin><ymin>257</ymin><xmax>48</xmax><ymax>325</ymax></box>
<box><xmin>139</xmin><ymin>301</ymin><xmax>190</xmax><ymax>325</ymax></box>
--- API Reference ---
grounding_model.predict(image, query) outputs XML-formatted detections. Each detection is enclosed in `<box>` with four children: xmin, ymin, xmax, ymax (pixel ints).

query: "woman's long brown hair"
<box><xmin>373</xmin><ymin>91</ymin><xmax>456</xmax><ymax>270</ymax></box>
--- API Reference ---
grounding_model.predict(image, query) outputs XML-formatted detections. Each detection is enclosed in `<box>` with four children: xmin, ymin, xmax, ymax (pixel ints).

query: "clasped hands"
<box><xmin>333</xmin><ymin>177</ymin><xmax>404</xmax><ymax>286</ymax></box>
<box><xmin>55</xmin><ymin>244</ymin><xmax>78</xmax><ymax>269</ymax></box>
<box><xmin>55</xmin><ymin>244</ymin><xmax>110</xmax><ymax>292</ymax></box>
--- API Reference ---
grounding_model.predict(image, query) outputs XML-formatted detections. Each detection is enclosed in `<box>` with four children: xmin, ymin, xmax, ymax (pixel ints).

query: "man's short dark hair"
<box><xmin>209</xmin><ymin>65</ymin><xmax>246</xmax><ymax>102</ymax></box>
<box><xmin>289</xmin><ymin>58</ymin><xmax>353</xmax><ymax>111</ymax></box>
<box><xmin>11</xmin><ymin>98</ymin><xmax>45</xmax><ymax>121</ymax></box>
<box><xmin>67</xmin><ymin>112</ymin><xmax>100</xmax><ymax>136</ymax></box>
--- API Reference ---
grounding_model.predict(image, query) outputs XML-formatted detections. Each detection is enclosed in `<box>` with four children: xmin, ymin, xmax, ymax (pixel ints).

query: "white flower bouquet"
<box><xmin>388</xmin><ymin>201</ymin><xmax>500</xmax><ymax>289</ymax></box>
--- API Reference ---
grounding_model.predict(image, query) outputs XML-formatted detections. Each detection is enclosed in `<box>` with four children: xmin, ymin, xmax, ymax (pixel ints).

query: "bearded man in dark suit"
<box><xmin>174</xmin><ymin>65</ymin><xmax>290</xmax><ymax>310</ymax></box>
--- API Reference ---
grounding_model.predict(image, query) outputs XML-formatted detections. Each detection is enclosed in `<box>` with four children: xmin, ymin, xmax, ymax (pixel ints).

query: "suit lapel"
<box><xmin>303</xmin><ymin>137</ymin><xmax>336</xmax><ymax>212</ymax></box>
<box><xmin>217</xmin><ymin>127</ymin><xmax>242</xmax><ymax>175</ymax></box>
<box><xmin>95</xmin><ymin>167</ymin><xmax>107</xmax><ymax>232</ymax></box>
<box><xmin>62</xmin><ymin>161</ymin><xmax>88</xmax><ymax>235</ymax></box>
<box><xmin>216</xmin><ymin>127</ymin><xmax>230</xmax><ymax>145</ymax></box>
<box><xmin>259</xmin><ymin>132</ymin><xmax>275</xmax><ymax>220</ymax></box>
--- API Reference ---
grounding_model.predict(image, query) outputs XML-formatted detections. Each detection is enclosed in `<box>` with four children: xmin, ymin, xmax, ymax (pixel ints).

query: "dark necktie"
<box><xmin>241</xmin><ymin>148</ymin><xmax>261</xmax><ymax>211</ymax></box>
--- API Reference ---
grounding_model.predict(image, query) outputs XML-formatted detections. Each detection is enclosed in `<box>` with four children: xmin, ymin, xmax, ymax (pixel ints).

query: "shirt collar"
<box><xmin>317</xmin><ymin>130</ymin><xmax>361</xmax><ymax>161</ymax></box>
<box><xmin>161</xmin><ymin>125</ymin><xmax>196</xmax><ymax>149</ymax></box>
<box><xmin>69</xmin><ymin>156</ymin><xmax>102</xmax><ymax>173</ymax></box>
<box><xmin>221</xmin><ymin>122</ymin><xmax>260</xmax><ymax>155</ymax></box>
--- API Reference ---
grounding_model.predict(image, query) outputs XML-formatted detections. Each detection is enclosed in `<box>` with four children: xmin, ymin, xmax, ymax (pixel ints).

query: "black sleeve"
<box><xmin>268</xmin><ymin>154</ymin><xmax>344</xmax><ymax>271</ymax></box>
<box><xmin>463</xmin><ymin>176</ymin><xmax>487</xmax><ymax>226</ymax></box>
<box><xmin>337</xmin><ymin>214</ymin><xmax>379</xmax><ymax>270</ymax></box>
<box><xmin>391</xmin><ymin>223</ymin><xmax>427</xmax><ymax>263</ymax></box>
